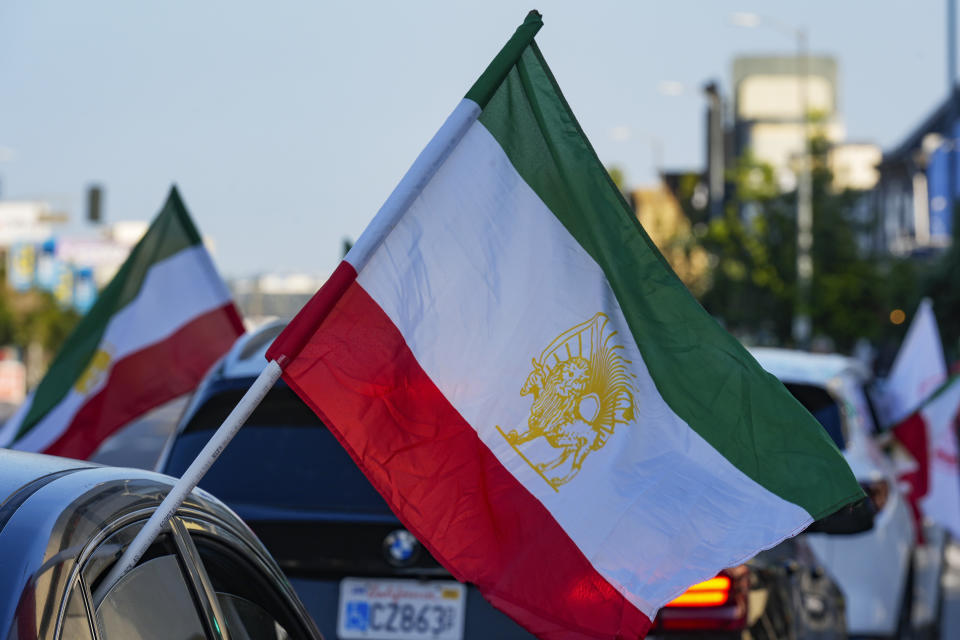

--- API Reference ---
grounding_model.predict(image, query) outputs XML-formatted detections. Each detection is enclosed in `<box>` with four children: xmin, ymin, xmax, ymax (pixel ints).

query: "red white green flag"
<box><xmin>0</xmin><ymin>187</ymin><xmax>244</xmax><ymax>459</ymax></box>
<box><xmin>893</xmin><ymin>375</ymin><xmax>960</xmax><ymax>538</ymax></box>
<box><xmin>267</xmin><ymin>12</ymin><xmax>862</xmax><ymax>639</ymax></box>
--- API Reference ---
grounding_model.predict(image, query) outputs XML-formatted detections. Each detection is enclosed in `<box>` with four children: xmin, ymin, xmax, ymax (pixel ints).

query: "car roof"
<box><xmin>0</xmin><ymin>449</ymin><xmax>237</xmax><ymax>541</ymax></box>
<box><xmin>750</xmin><ymin>347</ymin><xmax>871</xmax><ymax>387</ymax></box>
<box><xmin>217</xmin><ymin>320</ymin><xmax>287</xmax><ymax>379</ymax></box>
<box><xmin>0</xmin><ymin>449</ymin><xmax>286</xmax><ymax>638</ymax></box>
<box><xmin>0</xmin><ymin>448</ymin><xmax>96</xmax><ymax>505</ymax></box>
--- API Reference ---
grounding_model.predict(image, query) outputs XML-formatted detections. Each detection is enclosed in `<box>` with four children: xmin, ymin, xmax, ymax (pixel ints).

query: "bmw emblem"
<box><xmin>383</xmin><ymin>529</ymin><xmax>420</xmax><ymax>567</ymax></box>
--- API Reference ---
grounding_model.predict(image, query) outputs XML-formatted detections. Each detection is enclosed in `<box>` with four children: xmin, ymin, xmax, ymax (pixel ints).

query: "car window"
<box><xmin>192</xmin><ymin>535</ymin><xmax>306</xmax><ymax>640</ymax></box>
<box><xmin>785</xmin><ymin>383</ymin><xmax>846</xmax><ymax>449</ymax></box>
<box><xmin>217</xmin><ymin>594</ymin><xmax>290</xmax><ymax>640</ymax></box>
<box><xmin>59</xmin><ymin>581</ymin><xmax>95</xmax><ymax>640</ymax></box>
<box><xmin>95</xmin><ymin>554</ymin><xmax>207</xmax><ymax>640</ymax></box>
<box><xmin>82</xmin><ymin>522</ymin><xmax>148</xmax><ymax>588</ymax></box>
<box><xmin>84</xmin><ymin>526</ymin><xmax>212</xmax><ymax>640</ymax></box>
<box><xmin>164</xmin><ymin>385</ymin><xmax>392</xmax><ymax>514</ymax></box>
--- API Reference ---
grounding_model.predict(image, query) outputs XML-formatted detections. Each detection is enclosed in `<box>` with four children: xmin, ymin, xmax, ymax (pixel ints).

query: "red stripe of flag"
<box><xmin>892</xmin><ymin>411</ymin><xmax>931</xmax><ymax>543</ymax></box>
<box><xmin>279</xmin><ymin>268</ymin><xmax>651</xmax><ymax>639</ymax></box>
<box><xmin>44</xmin><ymin>303</ymin><xmax>244</xmax><ymax>460</ymax></box>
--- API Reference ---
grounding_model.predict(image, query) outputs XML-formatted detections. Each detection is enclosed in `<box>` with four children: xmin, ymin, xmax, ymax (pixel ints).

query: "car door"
<box><xmin>56</xmin><ymin>513</ymin><xmax>319</xmax><ymax>640</ymax></box>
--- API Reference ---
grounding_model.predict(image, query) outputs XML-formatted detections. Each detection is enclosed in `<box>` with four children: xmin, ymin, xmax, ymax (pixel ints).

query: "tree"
<box><xmin>0</xmin><ymin>276</ymin><xmax>80</xmax><ymax>382</ymax></box>
<box><xmin>13</xmin><ymin>290</ymin><xmax>80</xmax><ymax>356</ymax></box>
<box><xmin>698</xmin><ymin>135</ymin><xmax>921</xmax><ymax>352</ymax></box>
<box><xmin>607</xmin><ymin>165</ymin><xmax>627</xmax><ymax>193</ymax></box>
<box><xmin>698</xmin><ymin>153</ymin><xmax>793</xmax><ymax>343</ymax></box>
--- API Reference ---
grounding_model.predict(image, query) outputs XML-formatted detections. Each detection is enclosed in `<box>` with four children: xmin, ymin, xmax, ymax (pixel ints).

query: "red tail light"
<box><xmin>652</xmin><ymin>566</ymin><xmax>749</xmax><ymax>633</ymax></box>
<box><xmin>665</xmin><ymin>575</ymin><xmax>732</xmax><ymax>607</ymax></box>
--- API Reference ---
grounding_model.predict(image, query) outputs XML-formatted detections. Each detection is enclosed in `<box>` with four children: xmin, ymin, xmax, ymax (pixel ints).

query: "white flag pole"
<box><xmin>94</xmin><ymin>359</ymin><xmax>282</xmax><ymax>602</ymax></box>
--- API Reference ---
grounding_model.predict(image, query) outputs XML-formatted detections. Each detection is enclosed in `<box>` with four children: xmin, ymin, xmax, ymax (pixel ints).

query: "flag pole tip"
<box><xmin>166</xmin><ymin>184</ymin><xmax>183</xmax><ymax>204</ymax></box>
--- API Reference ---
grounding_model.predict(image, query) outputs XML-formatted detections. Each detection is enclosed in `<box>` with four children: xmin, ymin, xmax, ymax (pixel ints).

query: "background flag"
<box><xmin>267</xmin><ymin>12</ymin><xmax>862</xmax><ymax>639</ymax></box>
<box><xmin>881</xmin><ymin>298</ymin><xmax>947</xmax><ymax>426</ymax></box>
<box><xmin>893</xmin><ymin>375</ymin><xmax>960</xmax><ymax>538</ymax></box>
<box><xmin>0</xmin><ymin>187</ymin><xmax>244</xmax><ymax>459</ymax></box>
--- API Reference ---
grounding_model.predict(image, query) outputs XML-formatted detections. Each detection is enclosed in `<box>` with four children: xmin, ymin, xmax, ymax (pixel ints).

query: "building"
<box><xmin>732</xmin><ymin>55</ymin><xmax>880</xmax><ymax>194</ymax></box>
<box><xmin>874</xmin><ymin>88</ymin><xmax>960</xmax><ymax>255</ymax></box>
<box><xmin>678</xmin><ymin>56</ymin><xmax>881</xmax><ymax>221</ymax></box>
<box><xmin>733</xmin><ymin>55</ymin><xmax>841</xmax><ymax>190</ymax></box>
<box><xmin>830</xmin><ymin>143</ymin><xmax>882</xmax><ymax>192</ymax></box>
<box><xmin>631</xmin><ymin>184</ymin><xmax>709</xmax><ymax>296</ymax></box>
<box><xmin>0</xmin><ymin>201</ymin><xmax>65</xmax><ymax>248</ymax></box>
<box><xmin>230</xmin><ymin>272</ymin><xmax>325</xmax><ymax>325</ymax></box>
<box><xmin>3</xmin><ymin>209</ymin><xmax>147</xmax><ymax>313</ymax></box>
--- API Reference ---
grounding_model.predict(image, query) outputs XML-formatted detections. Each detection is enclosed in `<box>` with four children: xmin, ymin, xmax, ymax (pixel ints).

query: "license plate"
<box><xmin>337</xmin><ymin>578</ymin><xmax>466</xmax><ymax>640</ymax></box>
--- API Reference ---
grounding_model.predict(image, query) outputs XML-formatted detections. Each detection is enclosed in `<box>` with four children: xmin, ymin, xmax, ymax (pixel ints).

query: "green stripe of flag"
<box><xmin>18</xmin><ymin>187</ymin><xmax>202</xmax><ymax>437</ymax></box>
<box><xmin>474</xmin><ymin>44</ymin><xmax>861</xmax><ymax>519</ymax></box>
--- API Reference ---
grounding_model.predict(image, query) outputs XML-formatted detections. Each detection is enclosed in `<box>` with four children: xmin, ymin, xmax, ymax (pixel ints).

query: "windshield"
<box><xmin>784</xmin><ymin>383</ymin><xmax>846</xmax><ymax>450</ymax></box>
<box><xmin>163</xmin><ymin>384</ymin><xmax>393</xmax><ymax>515</ymax></box>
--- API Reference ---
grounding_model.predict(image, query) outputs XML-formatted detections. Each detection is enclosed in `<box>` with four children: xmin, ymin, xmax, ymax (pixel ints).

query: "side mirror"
<box><xmin>805</xmin><ymin>497</ymin><xmax>875</xmax><ymax>535</ymax></box>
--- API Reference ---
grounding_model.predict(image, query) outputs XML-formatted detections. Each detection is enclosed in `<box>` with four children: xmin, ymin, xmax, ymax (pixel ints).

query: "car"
<box><xmin>158</xmin><ymin>323</ymin><xmax>849</xmax><ymax>640</ymax></box>
<box><xmin>650</xmin><ymin>532</ymin><xmax>849</xmax><ymax>640</ymax></box>
<box><xmin>751</xmin><ymin>347</ymin><xmax>945</xmax><ymax>639</ymax></box>
<box><xmin>0</xmin><ymin>446</ymin><xmax>322</xmax><ymax>640</ymax></box>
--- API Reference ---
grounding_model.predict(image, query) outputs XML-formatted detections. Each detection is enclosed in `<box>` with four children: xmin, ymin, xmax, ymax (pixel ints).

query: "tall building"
<box><xmin>661</xmin><ymin>55</ymin><xmax>880</xmax><ymax>238</ymax></box>
<box><xmin>732</xmin><ymin>55</ymin><xmax>842</xmax><ymax>190</ymax></box>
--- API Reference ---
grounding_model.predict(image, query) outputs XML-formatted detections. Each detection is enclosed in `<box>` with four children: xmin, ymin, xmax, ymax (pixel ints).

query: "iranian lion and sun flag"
<box><xmin>266</xmin><ymin>11</ymin><xmax>863</xmax><ymax>639</ymax></box>
<box><xmin>0</xmin><ymin>187</ymin><xmax>244</xmax><ymax>459</ymax></box>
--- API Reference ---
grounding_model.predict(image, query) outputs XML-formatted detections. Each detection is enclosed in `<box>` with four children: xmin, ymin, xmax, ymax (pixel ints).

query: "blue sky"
<box><xmin>0</xmin><ymin>1</ymin><xmax>949</xmax><ymax>278</ymax></box>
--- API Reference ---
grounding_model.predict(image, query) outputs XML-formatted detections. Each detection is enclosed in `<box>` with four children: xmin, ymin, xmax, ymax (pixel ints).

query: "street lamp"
<box><xmin>658</xmin><ymin>80</ymin><xmax>726</xmax><ymax>219</ymax></box>
<box><xmin>731</xmin><ymin>12</ymin><xmax>813</xmax><ymax>349</ymax></box>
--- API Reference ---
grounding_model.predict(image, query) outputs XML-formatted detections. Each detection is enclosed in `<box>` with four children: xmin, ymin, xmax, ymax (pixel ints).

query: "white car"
<box><xmin>751</xmin><ymin>347</ymin><xmax>942</xmax><ymax>638</ymax></box>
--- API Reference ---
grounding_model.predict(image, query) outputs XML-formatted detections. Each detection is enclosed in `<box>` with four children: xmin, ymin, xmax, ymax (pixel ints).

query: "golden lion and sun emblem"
<box><xmin>496</xmin><ymin>312</ymin><xmax>637</xmax><ymax>491</ymax></box>
<box><xmin>74</xmin><ymin>346</ymin><xmax>114</xmax><ymax>395</ymax></box>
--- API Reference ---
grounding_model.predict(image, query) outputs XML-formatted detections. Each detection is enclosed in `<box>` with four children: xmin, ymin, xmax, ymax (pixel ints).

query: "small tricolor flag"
<box><xmin>267</xmin><ymin>12</ymin><xmax>862</xmax><ymax>639</ymax></box>
<box><xmin>0</xmin><ymin>187</ymin><xmax>243</xmax><ymax>459</ymax></box>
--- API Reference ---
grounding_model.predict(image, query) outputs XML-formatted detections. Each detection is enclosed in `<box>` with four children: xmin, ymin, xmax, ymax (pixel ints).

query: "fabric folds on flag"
<box><xmin>267</xmin><ymin>12</ymin><xmax>862</xmax><ymax>639</ymax></box>
<box><xmin>0</xmin><ymin>187</ymin><xmax>243</xmax><ymax>460</ymax></box>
